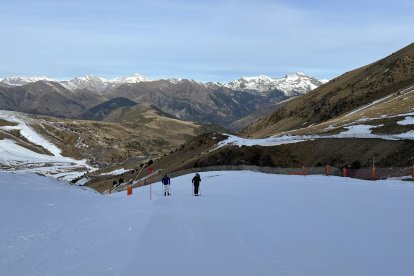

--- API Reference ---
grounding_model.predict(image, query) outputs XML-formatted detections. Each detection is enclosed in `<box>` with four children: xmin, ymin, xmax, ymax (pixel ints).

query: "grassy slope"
<box><xmin>243</xmin><ymin>42</ymin><xmax>414</xmax><ymax>138</ymax></box>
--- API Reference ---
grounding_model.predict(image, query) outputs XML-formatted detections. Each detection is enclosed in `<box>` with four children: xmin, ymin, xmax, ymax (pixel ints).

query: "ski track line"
<box><xmin>124</xmin><ymin>193</ymin><xmax>284</xmax><ymax>276</ymax></box>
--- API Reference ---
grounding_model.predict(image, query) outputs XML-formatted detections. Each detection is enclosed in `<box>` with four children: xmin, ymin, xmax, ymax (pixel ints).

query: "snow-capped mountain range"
<box><xmin>0</xmin><ymin>76</ymin><xmax>55</xmax><ymax>86</ymax></box>
<box><xmin>225</xmin><ymin>72</ymin><xmax>328</xmax><ymax>96</ymax></box>
<box><xmin>58</xmin><ymin>74</ymin><xmax>151</xmax><ymax>93</ymax></box>
<box><xmin>0</xmin><ymin>72</ymin><xmax>327</xmax><ymax>96</ymax></box>
<box><xmin>0</xmin><ymin>74</ymin><xmax>151</xmax><ymax>94</ymax></box>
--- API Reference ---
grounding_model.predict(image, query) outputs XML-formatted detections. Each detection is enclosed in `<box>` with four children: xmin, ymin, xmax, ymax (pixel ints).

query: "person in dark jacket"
<box><xmin>161</xmin><ymin>174</ymin><xmax>171</xmax><ymax>196</ymax></box>
<box><xmin>192</xmin><ymin>173</ymin><xmax>201</xmax><ymax>196</ymax></box>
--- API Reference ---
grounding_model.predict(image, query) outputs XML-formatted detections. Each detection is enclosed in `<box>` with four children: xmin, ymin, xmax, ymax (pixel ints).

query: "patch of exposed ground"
<box><xmin>192</xmin><ymin>139</ymin><xmax>414</xmax><ymax>169</ymax></box>
<box><xmin>0</xmin><ymin>119</ymin><xmax>18</xmax><ymax>127</ymax></box>
<box><xmin>370</xmin><ymin>117</ymin><xmax>414</xmax><ymax>134</ymax></box>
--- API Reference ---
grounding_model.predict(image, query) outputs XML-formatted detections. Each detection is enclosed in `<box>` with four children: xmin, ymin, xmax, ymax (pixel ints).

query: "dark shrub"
<box><xmin>351</xmin><ymin>160</ymin><xmax>362</xmax><ymax>169</ymax></box>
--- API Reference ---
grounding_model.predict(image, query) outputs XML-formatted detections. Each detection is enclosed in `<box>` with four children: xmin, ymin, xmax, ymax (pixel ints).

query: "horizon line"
<box><xmin>0</xmin><ymin>71</ymin><xmax>328</xmax><ymax>84</ymax></box>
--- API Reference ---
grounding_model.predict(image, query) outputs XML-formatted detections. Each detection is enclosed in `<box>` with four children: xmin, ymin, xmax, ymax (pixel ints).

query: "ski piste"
<box><xmin>110</xmin><ymin>169</ymin><xmax>206</xmax><ymax>198</ymax></box>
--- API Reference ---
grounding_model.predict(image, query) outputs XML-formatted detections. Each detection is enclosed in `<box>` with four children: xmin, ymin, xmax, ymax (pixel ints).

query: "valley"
<box><xmin>1</xmin><ymin>43</ymin><xmax>414</xmax><ymax>192</ymax></box>
<box><xmin>0</xmin><ymin>73</ymin><xmax>323</xmax><ymax>129</ymax></box>
<box><xmin>3</xmin><ymin>2</ymin><xmax>414</xmax><ymax>276</ymax></box>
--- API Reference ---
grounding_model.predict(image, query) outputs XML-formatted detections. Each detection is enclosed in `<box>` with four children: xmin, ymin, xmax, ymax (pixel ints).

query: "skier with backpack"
<box><xmin>161</xmin><ymin>174</ymin><xmax>171</xmax><ymax>196</ymax></box>
<box><xmin>192</xmin><ymin>173</ymin><xmax>201</xmax><ymax>196</ymax></box>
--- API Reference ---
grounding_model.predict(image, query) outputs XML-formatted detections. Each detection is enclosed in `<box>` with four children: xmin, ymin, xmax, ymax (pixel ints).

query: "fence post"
<box><xmin>326</xmin><ymin>165</ymin><xmax>331</xmax><ymax>176</ymax></box>
<box><xmin>342</xmin><ymin>167</ymin><xmax>348</xmax><ymax>177</ymax></box>
<box><xmin>371</xmin><ymin>166</ymin><xmax>377</xmax><ymax>180</ymax></box>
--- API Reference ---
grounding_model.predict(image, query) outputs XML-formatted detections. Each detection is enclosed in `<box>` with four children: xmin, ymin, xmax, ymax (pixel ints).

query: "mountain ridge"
<box><xmin>0</xmin><ymin>72</ymin><xmax>326</xmax><ymax>96</ymax></box>
<box><xmin>0</xmin><ymin>72</ymin><xmax>325</xmax><ymax>128</ymax></box>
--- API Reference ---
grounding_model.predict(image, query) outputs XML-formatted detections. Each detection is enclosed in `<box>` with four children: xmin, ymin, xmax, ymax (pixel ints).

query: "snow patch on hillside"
<box><xmin>217</xmin><ymin>134</ymin><xmax>306</xmax><ymax>148</ymax></box>
<box><xmin>397</xmin><ymin>116</ymin><xmax>414</xmax><ymax>125</ymax></box>
<box><xmin>217</xmin><ymin>124</ymin><xmax>414</xmax><ymax>148</ymax></box>
<box><xmin>339</xmin><ymin>124</ymin><xmax>381</xmax><ymax>135</ymax></box>
<box><xmin>0</xmin><ymin>110</ymin><xmax>63</xmax><ymax>156</ymax></box>
<box><xmin>100</xmin><ymin>168</ymin><xmax>130</xmax><ymax>176</ymax></box>
<box><xmin>0</xmin><ymin>111</ymin><xmax>93</xmax><ymax>180</ymax></box>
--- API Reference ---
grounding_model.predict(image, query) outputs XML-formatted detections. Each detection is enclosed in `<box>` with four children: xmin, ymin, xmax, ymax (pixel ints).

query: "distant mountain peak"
<box><xmin>110</xmin><ymin>73</ymin><xmax>151</xmax><ymax>84</ymax></box>
<box><xmin>225</xmin><ymin>72</ymin><xmax>324</xmax><ymax>96</ymax></box>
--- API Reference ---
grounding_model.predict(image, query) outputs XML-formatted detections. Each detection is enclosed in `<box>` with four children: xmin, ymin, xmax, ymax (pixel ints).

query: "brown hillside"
<box><xmin>0</xmin><ymin>81</ymin><xmax>108</xmax><ymax>118</ymax></box>
<box><xmin>85</xmin><ymin>133</ymin><xmax>414</xmax><ymax>193</ymax></box>
<box><xmin>243</xmin><ymin>42</ymin><xmax>414</xmax><ymax>138</ymax></box>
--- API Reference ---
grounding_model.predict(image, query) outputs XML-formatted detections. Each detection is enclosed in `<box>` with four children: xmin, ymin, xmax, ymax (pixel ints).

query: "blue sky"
<box><xmin>1</xmin><ymin>0</ymin><xmax>413</xmax><ymax>81</ymax></box>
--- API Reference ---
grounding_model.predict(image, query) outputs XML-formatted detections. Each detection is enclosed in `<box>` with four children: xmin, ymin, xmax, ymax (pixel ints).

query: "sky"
<box><xmin>1</xmin><ymin>0</ymin><xmax>413</xmax><ymax>82</ymax></box>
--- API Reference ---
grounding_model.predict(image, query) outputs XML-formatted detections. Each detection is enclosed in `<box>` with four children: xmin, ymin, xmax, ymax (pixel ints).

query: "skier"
<box><xmin>192</xmin><ymin>173</ymin><xmax>201</xmax><ymax>196</ymax></box>
<box><xmin>161</xmin><ymin>174</ymin><xmax>171</xmax><ymax>196</ymax></box>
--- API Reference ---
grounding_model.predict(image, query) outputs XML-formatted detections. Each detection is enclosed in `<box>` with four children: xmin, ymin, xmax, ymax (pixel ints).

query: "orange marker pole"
<box><xmin>326</xmin><ymin>165</ymin><xmax>331</xmax><ymax>176</ymax></box>
<box><xmin>371</xmin><ymin>166</ymin><xmax>377</xmax><ymax>180</ymax></box>
<box><xmin>127</xmin><ymin>185</ymin><xmax>132</xmax><ymax>196</ymax></box>
<box><xmin>371</xmin><ymin>156</ymin><xmax>376</xmax><ymax>180</ymax></box>
<box><xmin>342</xmin><ymin>167</ymin><xmax>347</xmax><ymax>177</ymax></box>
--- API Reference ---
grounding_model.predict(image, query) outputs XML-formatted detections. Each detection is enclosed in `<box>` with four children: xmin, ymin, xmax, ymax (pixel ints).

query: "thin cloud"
<box><xmin>0</xmin><ymin>0</ymin><xmax>413</xmax><ymax>81</ymax></box>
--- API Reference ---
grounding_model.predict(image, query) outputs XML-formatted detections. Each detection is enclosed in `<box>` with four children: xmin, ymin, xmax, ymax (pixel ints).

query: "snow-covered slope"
<box><xmin>226</xmin><ymin>72</ymin><xmax>326</xmax><ymax>96</ymax></box>
<box><xmin>1</xmin><ymin>171</ymin><xmax>413</xmax><ymax>276</ymax></box>
<box><xmin>110</xmin><ymin>73</ymin><xmax>151</xmax><ymax>84</ymax></box>
<box><xmin>0</xmin><ymin>110</ymin><xmax>92</xmax><ymax>180</ymax></box>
